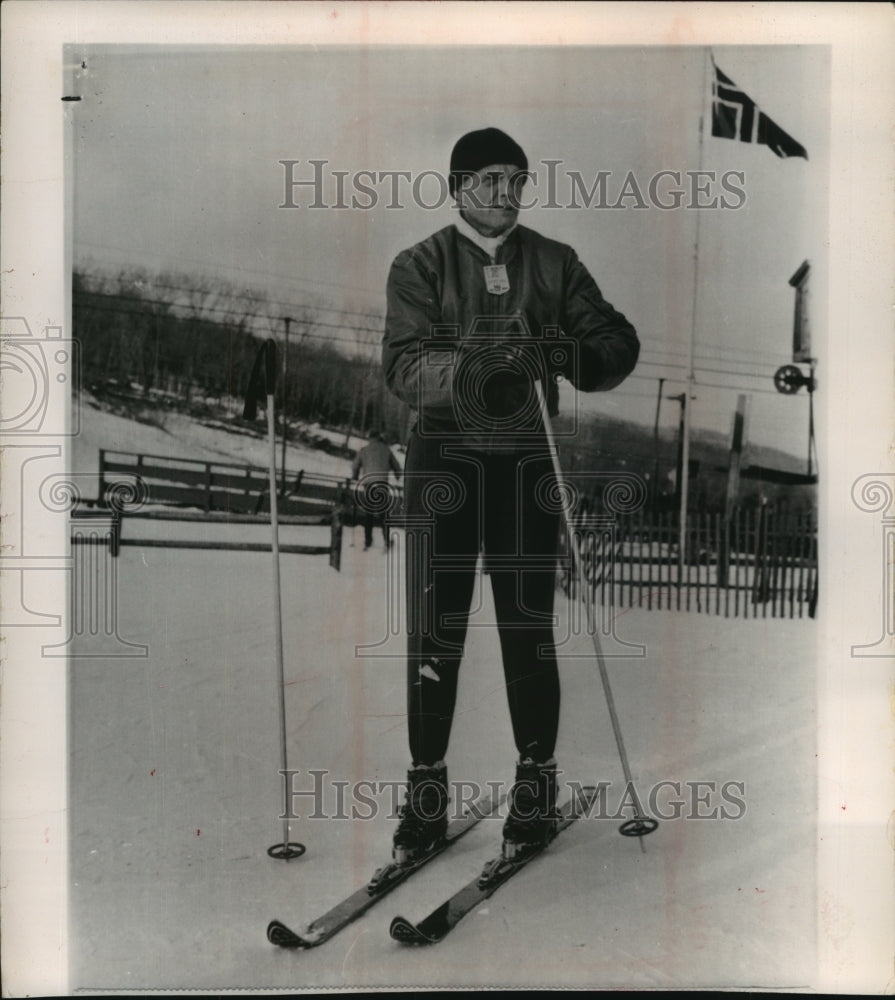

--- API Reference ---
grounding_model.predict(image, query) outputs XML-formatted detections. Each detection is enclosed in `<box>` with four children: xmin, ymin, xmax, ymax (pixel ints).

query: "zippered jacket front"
<box><xmin>383</xmin><ymin>223</ymin><xmax>640</xmax><ymax>449</ymax></box>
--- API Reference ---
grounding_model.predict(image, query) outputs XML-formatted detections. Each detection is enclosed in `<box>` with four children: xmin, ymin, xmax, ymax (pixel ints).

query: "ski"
<box><xmin>267</xmin><ymin>788</ymin><xmax>503</xmax><ymax>949</ymax></box>
<box><xmin>389</xmin><ymin>785</ymin><xmax>599</xmax><ymax>945</ymax></box>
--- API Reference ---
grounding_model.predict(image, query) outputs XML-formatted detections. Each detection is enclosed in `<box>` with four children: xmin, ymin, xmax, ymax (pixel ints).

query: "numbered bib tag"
<box><xmin>483</xmin><ymin>264</ymin><xmax>510</xmax><ymax>295</ymax></box>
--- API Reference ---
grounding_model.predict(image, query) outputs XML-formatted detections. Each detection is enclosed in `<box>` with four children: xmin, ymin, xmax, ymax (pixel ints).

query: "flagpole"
<box><xmin>679</xmin><ymin>47</ymin><xmax>711</xmax><ymax>579</ymax></box>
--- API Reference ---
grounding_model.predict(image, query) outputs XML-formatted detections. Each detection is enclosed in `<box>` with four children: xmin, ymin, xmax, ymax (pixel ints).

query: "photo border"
<box><xmin>1</xmin><ymin>2</ymin><xmax>893</xmax><ymax>994</ymax></box>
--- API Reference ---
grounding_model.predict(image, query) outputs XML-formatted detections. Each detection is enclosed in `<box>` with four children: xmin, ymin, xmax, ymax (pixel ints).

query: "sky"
<box><xmin>70</xmin><ymin>43</ymin><xmax>830</xmax><ymax>461</ymax></box>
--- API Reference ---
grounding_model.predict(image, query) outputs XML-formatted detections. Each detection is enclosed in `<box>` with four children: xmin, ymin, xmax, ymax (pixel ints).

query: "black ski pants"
<box><xmin>403</xmin><ymin>431</ymin><xmax>562</xmax><ymax>766</ymax></box>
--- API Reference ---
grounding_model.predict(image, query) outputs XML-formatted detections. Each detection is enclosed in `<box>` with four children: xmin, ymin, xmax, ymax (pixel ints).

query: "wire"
<box><xmin>75</xmin><ymin>241</ymin><xmax>386</xmax><ymax>299</ymax></box>
<box><xmin>137</xmin><ymin>276</ymin><xmax>387</xmax><ymax>324</ymax></box>
<box><xmin>639</xmin><ymin>344</ymin><xmax>791</xmax><ymax>367</ymax></box>
<box><xmin>74</xmin><ymin>302</ymin><xmax>380</xmax><ymax>357</ymax></box>
<box><xmin>74</xmin><ymin>287</ymin><xmax>807</xmax><ymax>395</ymax></box>
<box><xmin>640</xmin><ymin>352</ymin><xmax>785</xmax><ymax>373</ymax></box>
<box><xmin>75</xmin><ymin>261</ymin><xmax>799</xmax><ymax>368</ymax></box>
<box><xmin>73</xmin><ymin>293</ymin><xmax>384</xmax><ymax>344</ymax></box>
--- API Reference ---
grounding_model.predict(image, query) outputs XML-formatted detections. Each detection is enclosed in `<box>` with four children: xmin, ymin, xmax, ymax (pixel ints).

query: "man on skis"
<box><xmin>382</xmin><ymin>127</ymin><xmax>639</xmax><ymax>864</ymax></box>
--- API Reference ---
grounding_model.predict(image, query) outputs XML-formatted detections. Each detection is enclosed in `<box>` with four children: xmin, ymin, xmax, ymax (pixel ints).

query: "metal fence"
<box><xmin>561</xmin><ymin>507</ymin><xmax>818</xmax><ymax>619</ymax></box>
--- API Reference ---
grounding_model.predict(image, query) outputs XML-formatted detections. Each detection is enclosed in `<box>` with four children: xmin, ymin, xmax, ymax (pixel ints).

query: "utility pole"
<box><xmin>720</xmin><ymin>394</ymin><xmax>748</xmax><ymax>587</ymax></box>
<box><xmin>280</xmin><ymin>316</ymin><xmax>293</xmax><ymax>498</ymax></box>
<box><xmin>667</xmin><ymin>391</ymin><xmax>688</xmax><ymax>578</ymax></box>
<box><xmin>651</xmin><ymin>377</ymin><xmax>665</xmax><ymax>509</ymax></box>
<box><xmin>668</xmin><ymin>393</ymin><xmax>686</xmax><ymax>513</ymax></box>
<box><xmin>678</xmin><ymin>48</ymin><xmax>711</xmax><ymax>580</ymax></box>
<box><xmin>343</xmin><ymin>373</ymin><xmax>359</xmax><ymax>451</ymax></box>
<box><xmin>807</xmin><ymin>360</ymin><xmax>816</xmax><ymax>478</ymax></box>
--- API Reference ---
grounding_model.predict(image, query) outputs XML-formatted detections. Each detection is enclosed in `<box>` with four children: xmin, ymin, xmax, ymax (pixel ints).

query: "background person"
<box><xmin>350</xmin><ymin>430</ymin><xmax>402</xmax><ymax>550</ymax></box>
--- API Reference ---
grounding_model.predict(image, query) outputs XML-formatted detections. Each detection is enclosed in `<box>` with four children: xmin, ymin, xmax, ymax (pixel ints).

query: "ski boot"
<box><xmin>392</xmin><ymin>761</ymin><xmax>449</xmax><ymax>865</ymax></box>
<box><xmin>501</xmin><ymin>756</ymin><xmax>558</xmax><ymax>861</ymax></box>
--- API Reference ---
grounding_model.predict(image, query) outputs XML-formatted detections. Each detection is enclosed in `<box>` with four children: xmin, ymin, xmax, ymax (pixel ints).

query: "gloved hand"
<box><xmin>458</xmin><ymin>339</ymin><xmax>575</xmax><ymax>405</ymax></box>
<box><xmin>491</xmin><ymin>338</ymin><xmax>576</xmax><ymax>385</ymax></box>
<box><xmin>485</xmin><ymin>340</ymin><xmax>536</xmax><ymax>388</ymax></box>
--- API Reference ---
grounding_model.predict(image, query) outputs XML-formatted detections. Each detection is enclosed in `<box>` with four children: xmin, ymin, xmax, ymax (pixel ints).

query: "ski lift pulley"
<box><xmin>773</xmin><ymin>364</ymin><xmax>814</xmax><ymax>394</ymax></box>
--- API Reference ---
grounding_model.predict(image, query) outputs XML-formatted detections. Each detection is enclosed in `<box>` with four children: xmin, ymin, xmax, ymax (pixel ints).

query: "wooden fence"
<box><xmin>93</xmin><ymin>450</ymin><xmax>349</xmax><ymax>564</ymax></box>
<box><xmin>98</xmin><ymin>449</ymin><xmax>350</xmax><ymax>520</ymax></box>
<box><xmin>561</xmin><ymin>506</ymin><xmax>818</xmax><ymax>619</ymax></box>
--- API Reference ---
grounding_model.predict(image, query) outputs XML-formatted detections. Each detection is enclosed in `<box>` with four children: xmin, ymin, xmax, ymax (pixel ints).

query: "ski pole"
<box><xmin>533</xmin><ymin>378</ymin><xmax>657</xmax><ymax>845</ymax></box>
<box><xmin>244</xmin><ymin>339</ymin><xmax>306</xmax><ymax>861</ymax></box>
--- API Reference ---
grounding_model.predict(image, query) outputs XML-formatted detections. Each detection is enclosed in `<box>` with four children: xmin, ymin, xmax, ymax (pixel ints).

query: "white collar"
<box><xmin>454</xmin><ymin>213</ymin><xmax>517</xmax><ymax>260</ymax></box>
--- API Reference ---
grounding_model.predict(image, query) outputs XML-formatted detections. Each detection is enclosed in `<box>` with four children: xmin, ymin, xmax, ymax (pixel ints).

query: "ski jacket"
<box><xmin>383</xmin><ymin>223</ymin><xmax>639</xmax><ymax>450</ymax></box>
<box><xmin>351</xmin><ymin>440</ymin><xmax>402</xmax><ymax>483</ymax></box>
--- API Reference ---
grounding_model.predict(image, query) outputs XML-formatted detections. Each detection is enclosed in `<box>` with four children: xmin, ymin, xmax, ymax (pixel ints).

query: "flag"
<box><xmin>242</xmin><ymin>338</ymin><xmax>278</xmax><ymax>420</ymax></box>
<box><xmin>711</xmin><ymin>60</ymin><xmax>808</xmax><ymax>160</ymax></box>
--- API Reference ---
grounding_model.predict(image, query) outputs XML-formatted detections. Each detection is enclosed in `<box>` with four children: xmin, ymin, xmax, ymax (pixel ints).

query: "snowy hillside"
<box><xmin>68</xmin><ymin>399</ymin><xmax>818</xmax><ymax>991</ymax></box>
<box><xmin>72</xmin><ymin>390</ymin><xmax>397</xmax><ymax>486</ymax></box>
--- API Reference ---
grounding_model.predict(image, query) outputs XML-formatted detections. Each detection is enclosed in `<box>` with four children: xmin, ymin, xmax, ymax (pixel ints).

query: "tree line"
<box><xmin>72</xmin><ymin>269</ymin><xmax>411</xmax><ymax>444</ymax></box>
<box><xmin>73</xmin><ymin>268</ymin><xmax>815</xmax><ymax>512</ymax></box>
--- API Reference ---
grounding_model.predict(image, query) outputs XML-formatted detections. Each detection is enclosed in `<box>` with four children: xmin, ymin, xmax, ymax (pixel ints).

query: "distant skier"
<box><xmin>350</xmin><ymin>430</ymin><xmax>402</xmax><ymax>550</ymax></box>
<box><xmin>382</xmin><ymin>127</ymin><xmax>639</xmax><ymax>864</ymax></box>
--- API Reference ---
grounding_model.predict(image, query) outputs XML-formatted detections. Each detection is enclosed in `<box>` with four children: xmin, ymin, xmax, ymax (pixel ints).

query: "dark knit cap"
<box><xmin>449</xmin><ymin>127</ymin><xmax>528</xmax><ymax>195</ymax></box>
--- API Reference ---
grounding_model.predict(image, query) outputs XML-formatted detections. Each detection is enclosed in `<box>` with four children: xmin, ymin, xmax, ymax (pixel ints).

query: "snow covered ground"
<box><xmin>67</xmin><ymin>399</ymin><xmax>817</xmax><ymax>991</ymax></box>
<box><xmin>73</xmin><ymin>391</ymin><xmax>382</xmax><ymax>485</ymax></box>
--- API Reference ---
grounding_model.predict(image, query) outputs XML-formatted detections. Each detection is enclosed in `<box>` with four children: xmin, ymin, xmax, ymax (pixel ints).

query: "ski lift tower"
<box><xmin>773</xmin><ymin>260</ymin><xmax>817</xmax><ymax>477</ymax></box>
